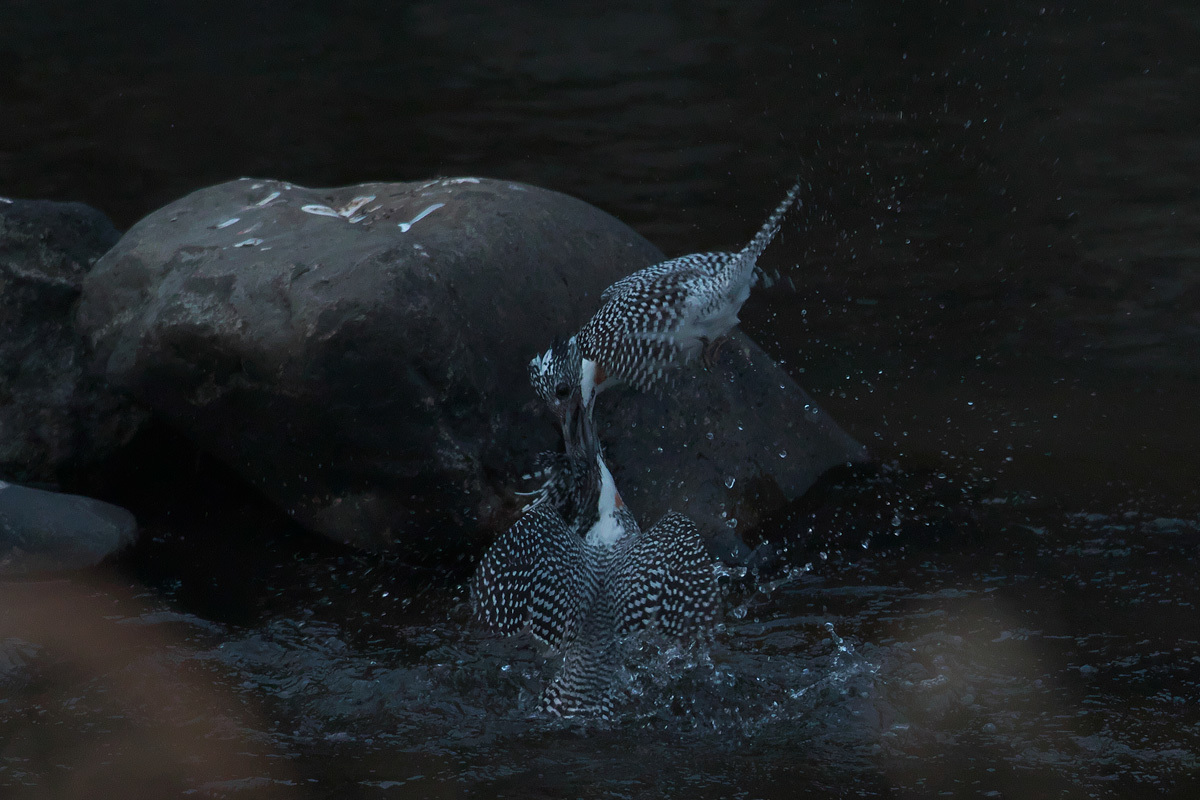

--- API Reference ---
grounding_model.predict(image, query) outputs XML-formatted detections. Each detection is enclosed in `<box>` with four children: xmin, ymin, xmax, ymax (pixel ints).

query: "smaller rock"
<box><xmin>0</xmin><ymin>480</ymin><xmax>137</xmax><ymax>574</ymax></box>
<box><xmin>0</xmin><ymin>198</ymin><xmax>146</xmax><ymax>482</ymax></box>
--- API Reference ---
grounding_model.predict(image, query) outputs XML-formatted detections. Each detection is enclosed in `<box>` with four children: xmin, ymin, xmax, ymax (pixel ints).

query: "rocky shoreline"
<box><xmin>1</xmin><ymin>178</ymin><xmax>867</xmax><ymax>570</ymax></box>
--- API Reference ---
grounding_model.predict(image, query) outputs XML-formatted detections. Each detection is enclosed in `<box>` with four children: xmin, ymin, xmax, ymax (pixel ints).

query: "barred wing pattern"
<box><xmin>611</xmin><ymin>512</ymin><xmax>720</xmax><ymax>638</ymax></box>
<box><xmin>578</xmin><ymin>256</ymin><xmax>728</xmax><ymax>392</ymax></box>
<box><xmin>470</xmin><ymin>506</ymin><xmax>590</xmax><ymax>647</ymax></box>
<box><xmin>598</xmin><ymin>251</ymin><xmax>734</xmax><ymax>304</ymax></box>
<box><xmin>577</xmin><ymin>181</ymin><xmax>801</xmax><ymax>393</ymax></box>
<box><xmin>472</xmin><ymin>507</ymin><xmax>719</xmax><ymax>716</ymax></box>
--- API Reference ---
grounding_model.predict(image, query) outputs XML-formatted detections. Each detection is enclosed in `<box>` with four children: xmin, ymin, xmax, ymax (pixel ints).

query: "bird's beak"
<box><xmin>562</xmin><ymin>386</ymin><xmax>597</xmax><ymax>463</ymax></box>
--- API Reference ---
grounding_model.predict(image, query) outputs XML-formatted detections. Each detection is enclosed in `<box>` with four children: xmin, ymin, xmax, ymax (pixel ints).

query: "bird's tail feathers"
<box><xmin>734</xmin><ymin>179</ymin><xmax>803</xmax><ymax>278</ymax></box>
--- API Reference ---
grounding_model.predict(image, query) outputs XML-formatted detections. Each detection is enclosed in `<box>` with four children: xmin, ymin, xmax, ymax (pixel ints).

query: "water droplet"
<box><xmin>778</xmin><ymin>450</ymin><xmax>788</xmax><ymax>459</ymax></box>
<box><xmin>724</xmin><ymin>476</ymin><xmax>736</xmax><ymax>489</ymax></box>
<box><xmin>706</xmin><ymin>431</ymin><xmax>715</xmax><ymax>440</ymax></box>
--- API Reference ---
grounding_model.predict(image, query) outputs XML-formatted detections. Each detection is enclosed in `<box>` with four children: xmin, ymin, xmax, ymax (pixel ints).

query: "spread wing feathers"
<box><xmin>474</xmin><ymin>508</ymin><xmax>719</xmax><ymax>716</ymax></box>
<box><xmin>610</xmin><ymin>512</ymin><xmax>720</xmax><ymax>638</ymax></box>
<box><xmin>470</xmin><ymin>507</ymin><xmax>592</xmax><ymax>647</ymax></box>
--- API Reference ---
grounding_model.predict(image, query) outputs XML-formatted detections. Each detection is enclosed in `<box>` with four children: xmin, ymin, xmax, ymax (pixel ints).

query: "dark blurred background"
<box><xmin>3</xmin><ymin>0</ymin><xmax>1196</xmax><ymax>516</ymax></box>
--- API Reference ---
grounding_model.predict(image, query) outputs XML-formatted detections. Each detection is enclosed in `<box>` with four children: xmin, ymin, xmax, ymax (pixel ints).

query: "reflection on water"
<box><xmin>1</xmin><ymin>0</ymin><xmax>1198</xmax><ymax>796</ymax></box>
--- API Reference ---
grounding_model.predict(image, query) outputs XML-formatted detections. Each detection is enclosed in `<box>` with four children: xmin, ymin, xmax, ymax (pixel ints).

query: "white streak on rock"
<box><xmin>398</xmin><ymin>203</ymin><xmax>445</xmax><ymax>233</ymax></box>
<box><xmin>348</xmin><ymin>215</ymin><xmax>367</xmax><ymax>224</ymax></box>
<box><xmin>301</xmin><ymin>205</ymin><xmax>341</xmax><ymax>218</ymax></box>
<box><xmin>254</xmin><ymin>191</ymin><xmax>282</xmax><ymax>207</ymax></box>
<box><xmin>338</xmin><ymin>195</ymin><xmax>375</xmax><ymax>218</ymax></box>
<box><xmin>233</xmin><ymin>238</ymin><xmax>264</xmax><ymax>247</ymax></box>
<box><xmin>0</xmin><ymin>197</ymin><xmax>13</xmax><ymax>204</ymax></box>
<box><xmin>443</xmin><ymin>177</ymin><xmax>481</xmax><ymax>185</ymax></box>
<box><xmin>216</xmin><ymin>217</ymin><xmax>240</xmax><ymax>229</ymax></box>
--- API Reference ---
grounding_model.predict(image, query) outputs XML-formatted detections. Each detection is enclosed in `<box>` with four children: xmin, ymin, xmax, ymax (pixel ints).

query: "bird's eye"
<box><xmin>554</xmin><ymin>382</ymin><xmax>571</xmax><ymax>399</ymax></box>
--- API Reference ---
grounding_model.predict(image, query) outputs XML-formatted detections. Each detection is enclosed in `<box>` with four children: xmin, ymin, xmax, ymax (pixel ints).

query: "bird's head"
<box><xmin>528</xmin><ymin>335</ymin><xmax>583</xmax><ymax>426</ymax></box>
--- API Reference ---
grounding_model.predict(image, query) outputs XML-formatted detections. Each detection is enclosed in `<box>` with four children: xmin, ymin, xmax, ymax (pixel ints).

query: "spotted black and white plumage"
<box><xmin>471</xmin><ymin>452</ymin><xmax>719</xmax><ymax>716</ymax></box>
<box><xmin>528</xmin><ymin>335</ymin><xmax>582</xmax><ymax>425</ymax></box>
<box><xmin>521</xmin><ymin>339</ymin><xmax>607</xmax><ymax>532</ymax></box>
<box><xmin>575</xmin><ymin>180</ymin><xmax>803</xmax><ymax>395</ymax></box>
<box><xmin>471</xmin><ymin>506</ymin><xmax>589</xmax><ymax>646</ymax></box>
<box><xmin>519</xmin><ymin>448</ymin><xmax>600</xmax><ymax>535</ymax></box>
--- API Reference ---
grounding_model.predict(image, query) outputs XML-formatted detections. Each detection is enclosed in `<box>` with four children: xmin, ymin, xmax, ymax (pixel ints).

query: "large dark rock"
<box><xmin>0</xmin><ymin>480</ymin><xmax>137</xmax><ymax>573</ymax></box>
<box><xmin>78</xmin><ymin>177</ymin><xmax>866</xmax><ymax>556</ymax></box>
<box><xmin>0</xmin><ymin>198</ymin><xmax>146</xmax><ymax>482</ymax></box>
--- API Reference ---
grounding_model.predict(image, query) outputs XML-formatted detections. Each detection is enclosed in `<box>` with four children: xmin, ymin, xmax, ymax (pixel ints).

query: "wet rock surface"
<box><xmin>0</xmin><ymin>480</ymin><xmax>137</xmax><ymax>573</ymax></box>
<box><xmin>0</xmin><ymin>198</ymin><xmax>146</xmax><ymax>482</ymax></box>
<box><xmin>77</xmin><ymin>177</ymin><xmax>864</xmax><ymax>555</ymax></box>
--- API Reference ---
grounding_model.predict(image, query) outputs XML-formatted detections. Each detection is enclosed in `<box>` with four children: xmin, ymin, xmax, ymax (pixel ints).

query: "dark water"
<box><xmin>2</xmin><ymin>1</ymin><xmax>1199</xmax><ymax>797</ymax></box>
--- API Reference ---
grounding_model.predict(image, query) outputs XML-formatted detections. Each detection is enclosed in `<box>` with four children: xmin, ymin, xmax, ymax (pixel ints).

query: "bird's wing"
<box><xmin>578</xmin><ymin>266</ymin><xmax>718</xmax><ymax>392</ymax></box>
<box><xmin>610</xmin><ymin>512</ymin><xmax>720</xmax><ymax>638</ymax></box>
<box><xmin>470</xmin><ymin>506</ymin><xmax>592</xmax><ymax>647</ymax></box>
<box><xmin>599</xmin><ymin>252</ymin><xmax>734</xmax><ymax>304</ymax></box>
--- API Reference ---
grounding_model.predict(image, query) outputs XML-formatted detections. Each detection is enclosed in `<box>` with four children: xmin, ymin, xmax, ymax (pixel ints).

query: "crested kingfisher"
<box><xmin>529</xmin><ymin>180</ymin><xmax>803</xmax><ymax>415</ymax></box>
<box><xmin>471</xmin><ymin>403</ymin><xmax>719</xmax><ymax>716</ymax></box>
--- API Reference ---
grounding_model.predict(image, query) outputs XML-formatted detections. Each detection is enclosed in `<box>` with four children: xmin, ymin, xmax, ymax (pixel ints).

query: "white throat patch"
<box><xmin>585</xmin><ymin>455</ymin><xmax>626</xmax><ymax>547</ymax></box>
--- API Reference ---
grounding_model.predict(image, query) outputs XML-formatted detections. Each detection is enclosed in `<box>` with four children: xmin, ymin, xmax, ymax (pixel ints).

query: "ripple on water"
<box><xmin>3</xmin><ymin>502</ymin><xmax>1199</xmax><ymax>797</ymax></box>
<box><xmin>167</xmin><ymin>500</ymin><xmax>1200</xmax><ymax>798</ymax></box>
